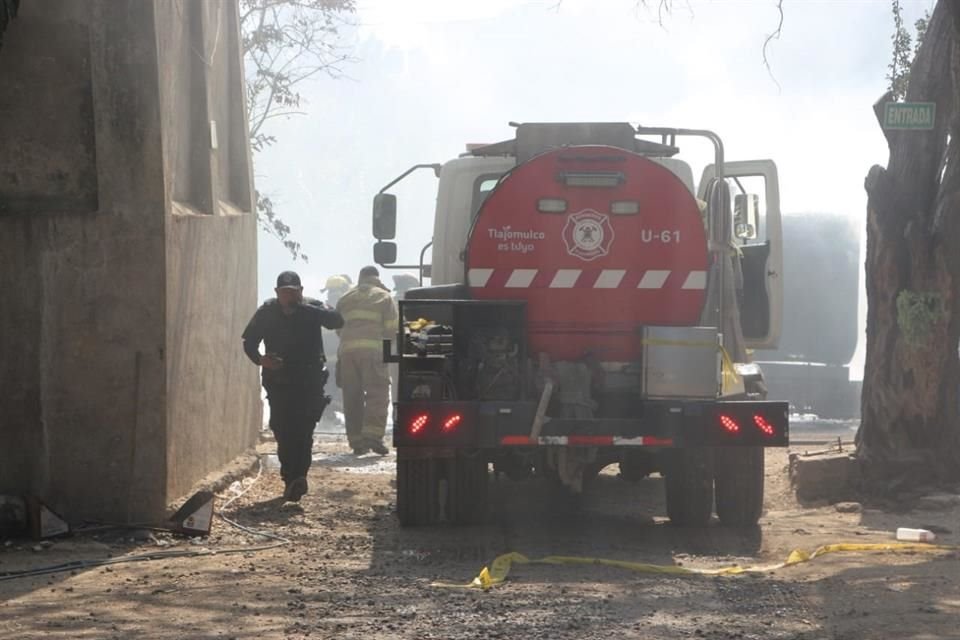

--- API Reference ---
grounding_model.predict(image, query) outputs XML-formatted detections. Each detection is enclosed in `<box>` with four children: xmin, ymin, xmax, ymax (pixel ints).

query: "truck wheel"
<box><xmin>396</xmin><ymin>457</ymin><xmax>440</xmax><ymax>526</ymax></box>
<box><xmin>663</xmin><ymin>448</ymin><xmax>714</xmax><ymax>526</ymax></box>
<box><xmin>714</xmin><ymin>447</ymin><xmax>765</xmax><ymax>526</ymax></box>
<box><xmin>447</xmin><ymin>455</ymin><xmax>489</xmax><ymax>525</ymax></box>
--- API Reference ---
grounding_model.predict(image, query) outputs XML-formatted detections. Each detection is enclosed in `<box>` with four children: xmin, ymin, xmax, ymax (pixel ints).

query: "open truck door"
<box><xmin>699</xmin><ymin>160</ymin><xmax>782</xmax><ymax>351</ymax></box>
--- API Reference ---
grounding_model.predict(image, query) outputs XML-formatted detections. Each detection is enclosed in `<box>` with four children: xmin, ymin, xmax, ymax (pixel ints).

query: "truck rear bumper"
<box><xmin>500</xmin><ymin>434</ymin><xmax>675</xmax><ymax>446</ymax></box>
<box><xmin>393</xmin><ymin>399</ymin><xmax>789</xmax><ymax>449</ymax></box>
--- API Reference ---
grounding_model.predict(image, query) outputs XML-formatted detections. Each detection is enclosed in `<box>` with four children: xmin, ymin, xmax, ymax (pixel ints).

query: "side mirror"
<box><xmin>373</xmin><ymin>194</ymin><xmax>397</xmax><ymax>240</ymax></box>
<box><xmin>734</xmin><ymin>193</ymin><xmax>759</xmax><ymax>240</ymax></box>
<box><xmin>374</xmin><ymin>241</ymin><xmax>397</xmax><ymax>265</ymax></box>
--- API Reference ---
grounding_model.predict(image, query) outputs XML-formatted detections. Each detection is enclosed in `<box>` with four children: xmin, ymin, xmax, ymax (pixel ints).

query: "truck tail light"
<box><xmin>753</xmin><ymin>414</ymin><xmax>776</xmax><ymax>437</ymax></box>
<box><xmin>710</xmin><ymin>403</ymin><xmax>788</xmax><ymax>446</ymax></box>
<box><xmin>441</xmin><ymin>413</ymin><xmax>463</xmax><ymax>433</ymax></box>
<box><xmin>718</xmin><ymin>414</ymin><xmax>741</xmax><ymax>435</ymax></box>
<box><xmin>408</xmin><ymin>413</ymin><xmax>430</xmax><ymax>437</ymax></box>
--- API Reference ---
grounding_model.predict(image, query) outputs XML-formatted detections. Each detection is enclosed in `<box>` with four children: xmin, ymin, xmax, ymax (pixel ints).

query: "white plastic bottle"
<box><xmin>896</xmin><ymin>527</ymin><xmax>936</xmax><ymax>542</ymax></box>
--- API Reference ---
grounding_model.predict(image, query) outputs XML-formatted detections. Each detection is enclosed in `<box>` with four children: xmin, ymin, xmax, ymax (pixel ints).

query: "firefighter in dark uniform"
<box><xmin>242</xmin><ymin>271</ymin><xmax>344</xmax><ymax>501</ymax></box>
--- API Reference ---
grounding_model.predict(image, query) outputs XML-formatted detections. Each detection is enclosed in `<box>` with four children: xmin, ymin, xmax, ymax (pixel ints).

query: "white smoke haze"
<box><xmin>253</xmin><ymin>0</ymin><xmax>937</xmax><ymax>382</ymax></box>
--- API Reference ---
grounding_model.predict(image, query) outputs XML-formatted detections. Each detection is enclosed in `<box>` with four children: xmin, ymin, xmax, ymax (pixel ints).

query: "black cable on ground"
<box><xmin>216</xmin><ymin>457</ymin><xmax>291</xmax><ymax>544</ymax></box>
<box><xmin>0</xmin><ymin>542</ymin><xmax>286</xmax><ymax>582</ymax></box>
<box><xmin>0</xmin><ymin>458</ymin><xmax>289</xmax><ymax>583</ymax></box>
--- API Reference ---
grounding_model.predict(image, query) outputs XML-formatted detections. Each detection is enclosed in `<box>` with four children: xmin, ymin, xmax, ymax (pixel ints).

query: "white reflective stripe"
<box><xmin>549</xmin><ymin>269</ymin><xmax>581</xmax><ymax>288</ymax></box>
<box><xmin>468</xmin><ymin>268</ymin><xmax>494</xmax><ymax>287</ymax></box>
<box><xmin>637</xmin><ymin>270</ymin><xmax>670</xmax><ymax>289</ymax></box>
<box><xmin>539</xmin><ymin>436</ymin><xmax>568</xmax><ymax>445</ymax></box>
<box><xmin>682</xmin><ymin>270</ymin><xmax>707</xmax><ymax>290</ymax></box>
<box><xmin>594</xmin><ymin>269</ymin><xmax>626</xmax><ymax>289</ymax></box>
<box><xmin>505</xmin><ymin>269</ymin><xmax>538</xmax><ymax>288</ymax></box>
<box><xmin>612</xmin><ymin>437</ymin><xmax>646</xmax><ymax>446</ymax></box>
<box><xmin>340</xmin><ymin>338</ymin><xmax>383</xmax><ymax>352</ymax></box>
<box><xmin>343</xmin><ymin>309</ymin><xmax>382</xmax><ymax>323</ymax></box>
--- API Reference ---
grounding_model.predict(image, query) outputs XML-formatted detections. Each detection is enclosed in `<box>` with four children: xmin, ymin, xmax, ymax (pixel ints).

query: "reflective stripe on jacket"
<box><xmin>336</xmin><ymin>281</ymin><xmax>398</xmax><ymax>353</ymax></box>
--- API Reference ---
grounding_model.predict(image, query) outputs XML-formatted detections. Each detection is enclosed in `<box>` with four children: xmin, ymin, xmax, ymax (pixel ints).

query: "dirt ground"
<box><xmin>2</xmin><ymin>434</ymin><xmax>960</xmax><ymax>640</ymax></box>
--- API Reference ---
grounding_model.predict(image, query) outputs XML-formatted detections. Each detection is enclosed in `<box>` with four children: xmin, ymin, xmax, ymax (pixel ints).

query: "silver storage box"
<box><xmin>641</xmin><ymin>326</ymin><xmax>721</xmax><ymax>399</ymax></box>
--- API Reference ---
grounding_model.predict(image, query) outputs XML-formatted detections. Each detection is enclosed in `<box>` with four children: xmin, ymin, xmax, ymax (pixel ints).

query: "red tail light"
<box><xmin>441</xmin><ymin>413</ymin><xmax>463</xmax><ymax>433</ymax></box>
<box><xmin>753</xmin><ymin>414</ymin><xmax>775</xmax><ymax>436</ymax></box>
<box><xmin>718</xmin><ymin>414</ymin><xmax>741</xmax><ymax>434</ymax></box>
<box><xmin>408</xmin><ymin>413</ymin><xmax>430</xmax><ymax>436</ymax></box>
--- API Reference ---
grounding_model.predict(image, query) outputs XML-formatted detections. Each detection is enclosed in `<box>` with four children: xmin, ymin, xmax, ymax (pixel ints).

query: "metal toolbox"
<box><xmin>641</xmin><ymin>326</ymin><xmax>721</xmax><ymax>399</ymax></box>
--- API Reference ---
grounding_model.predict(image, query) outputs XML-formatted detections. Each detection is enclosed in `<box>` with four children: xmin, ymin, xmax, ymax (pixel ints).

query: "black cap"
<box><xmin>276</xmin><ymin>271</ymin><xmax>302</xmax><ymax>289</ymax></box>
<box><xmin>359</xmin><ymin>265</ymin><xmax>379</xmax><ymax>279</ymax></box>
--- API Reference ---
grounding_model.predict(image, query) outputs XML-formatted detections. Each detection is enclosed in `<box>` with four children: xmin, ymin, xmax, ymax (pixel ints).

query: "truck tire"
<box><xmin>663</xmin><ymin>448</ymin><xmax>714</xmax><ymax>526</ymax></box>
<box><xmin>447</xmin><ymin>455</ymin><xmax>489</xmax><ymax>525</ymax></box>
<box><xmin>396</xmin><ymin>457</ymin><xmax>441</xmax><ymax>526</ymax></box>
<box><xmin>714</xmin><ymin>447</ymin><xmax>764</xmax><ymax>526</ymax></box>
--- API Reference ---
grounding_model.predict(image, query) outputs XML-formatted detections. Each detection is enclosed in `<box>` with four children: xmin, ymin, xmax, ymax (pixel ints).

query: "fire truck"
<box><xmin>371</xmin><ymin>123</ymin><xmax>789</xmax><ymax>527</ymax></box>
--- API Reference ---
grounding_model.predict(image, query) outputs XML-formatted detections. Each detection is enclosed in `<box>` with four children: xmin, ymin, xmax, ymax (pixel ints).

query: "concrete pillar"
<box><xmin>0</xmin><ymin>0</ymin><xmax>259</xmax><ymax>522</ymax></box>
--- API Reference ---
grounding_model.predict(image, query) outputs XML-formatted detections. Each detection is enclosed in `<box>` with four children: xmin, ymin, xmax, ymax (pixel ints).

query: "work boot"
<box><xmin>369</xmin><ymin>440</ymin><xmax>389</xmax><ymax>456</ymax></box>
<box><xmin>352</xmin><ymin>446</ymin><xmax>370</xmax><ymax>456</ymax></box>
<box><xmin>286</xmin><ymin>477</ymin><xmax>308</xmax><ymax>502</ymax></box>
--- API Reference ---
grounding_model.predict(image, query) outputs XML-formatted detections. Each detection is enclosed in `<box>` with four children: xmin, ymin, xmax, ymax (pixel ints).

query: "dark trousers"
<box><xmin>266</xmin><ymin>385</ymin><xmax>322</xmax><ymax>483</ymax></box>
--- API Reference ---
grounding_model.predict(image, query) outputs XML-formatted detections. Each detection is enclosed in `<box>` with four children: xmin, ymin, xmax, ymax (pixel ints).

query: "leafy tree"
<box><xmin>240</xmin><ymin>0</ymin><xmax>356</xmax><ymax>261</ymax></box>
<box><xmin>887</xmin><ymin>0</ymin><xmax>932</xmax><ymax>101</ymax></box>
<box><xmin>887</xmin><ymin>0</ymin><xmax>913</xmax><ymax>100</ymax></box>
<box><xmin>857</xmin><ymin>0</ymin><xmax>960</xmax><ymax>488</ymax></box>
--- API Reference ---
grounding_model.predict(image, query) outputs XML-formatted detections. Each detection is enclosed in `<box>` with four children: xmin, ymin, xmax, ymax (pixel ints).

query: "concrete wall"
<box><xmin>158</xmin><ymin>0</ymin><xmax>260</xmax><ymax>501</ymax></box>
<box><xmin>0</xmin><ymin>0</ymin><xmax>259</xmax><ymax>522</ymax></box>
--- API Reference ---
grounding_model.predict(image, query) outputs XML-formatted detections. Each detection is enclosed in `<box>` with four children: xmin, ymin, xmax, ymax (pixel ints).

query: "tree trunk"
<box><xmin>857</xmin><ymin>0</ymin><xmax>960</xmax><ymax>489</ymax></box>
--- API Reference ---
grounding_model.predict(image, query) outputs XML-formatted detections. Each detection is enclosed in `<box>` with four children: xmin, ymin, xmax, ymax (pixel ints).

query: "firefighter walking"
<box><xmin>336</xmin><ymin>266</ymin><xmax>397</xmax><ymax>455</ymax></box>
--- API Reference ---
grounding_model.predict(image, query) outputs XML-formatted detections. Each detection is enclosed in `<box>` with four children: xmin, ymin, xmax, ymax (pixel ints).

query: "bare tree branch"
<box><xmin>634</xmin><ymin>0</ymin><xmax>674</xmax><ymax>28</ymax></box>
<box><xmin>657</xmin><ymin>0</ymin><xmax>672</xmax><ymax>28</ymax></box>
<box><xmin>240</xmin><ymin>0</ymin><xmax>356</xmax><ymax>260</ymax></box>
<box><xmin>628</xmin><ymin>0</ymin><xmax>783</xmax><ymax>82</ymax></box>
<box><xmin>762</xmin><ymin>0</ymin><xmax>784</xmax><ymax>92</ymax></box>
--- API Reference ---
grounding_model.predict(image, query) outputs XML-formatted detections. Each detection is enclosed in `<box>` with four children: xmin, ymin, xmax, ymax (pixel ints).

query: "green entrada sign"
<box><xmin>883</xmin><ymin>102</ymin><xmax>936</xmax><ymax>130</ymax></box>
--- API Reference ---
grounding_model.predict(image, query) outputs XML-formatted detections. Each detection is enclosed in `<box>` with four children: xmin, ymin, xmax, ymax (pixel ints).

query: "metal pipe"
<box><xmin>378</xmin><ymin>163</ymin><xmax>442</xmax><ymax>194</ymax></box>
<box><xmin>529</xmin><ymin>379</ymin><xmax>555</xmax><ymax>441</ymax></box>
<box><xmin>418</xmin><ymin>241</ymin><xmax>433</xmax><ymax>285</ymax></box>
<box><xmin>634</xmin><ymin>127</ymin><xmax>724</xmax><ymax>178</ymax></box>
<box><xmin>635</xmin><ymin>126</ymin><xmax>728</xmax><ymax>336</ymax></box>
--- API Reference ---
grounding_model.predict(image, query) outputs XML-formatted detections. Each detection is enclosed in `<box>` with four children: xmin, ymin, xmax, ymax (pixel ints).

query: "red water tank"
<box><xmin>465</xmin><ymin>145</ymin><xmax>709</xmax><ymax>361</ymax></box>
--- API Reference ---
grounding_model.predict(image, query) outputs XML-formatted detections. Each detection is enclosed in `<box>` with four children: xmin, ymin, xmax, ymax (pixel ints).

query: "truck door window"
<box><xmin>726</xmin><ymin>174</ymin><xmax>770</xmax><ymax>340</ymax></box>
<box><xmin>471</xmin><ymin>174</ymin><xmax>503</xmax><ymax>220</ymax></box>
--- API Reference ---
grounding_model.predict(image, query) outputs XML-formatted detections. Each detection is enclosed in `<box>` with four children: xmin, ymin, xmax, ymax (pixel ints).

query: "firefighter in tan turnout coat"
<box><xmin>336</xmin><ymin>266</ymin><xmax>398</xmax><ymax>455</ymax></box>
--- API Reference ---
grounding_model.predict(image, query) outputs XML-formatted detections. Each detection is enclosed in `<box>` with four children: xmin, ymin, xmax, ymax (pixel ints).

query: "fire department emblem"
<box><xmin>562</xmin><ymin>209</ymin><xmax>615</xmax><ymax>261</ymax></box>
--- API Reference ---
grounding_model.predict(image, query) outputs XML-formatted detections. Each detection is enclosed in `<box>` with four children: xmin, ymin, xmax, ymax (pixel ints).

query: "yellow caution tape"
<box><xmin>434</xmin><ymin>543</ymin><xmax>957</xmax><ymax>591</ymax></box>
<box><xmin>640</xmin><ymin>338</ymin><xmax>744</xmax><ymax>397</ymax></box>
